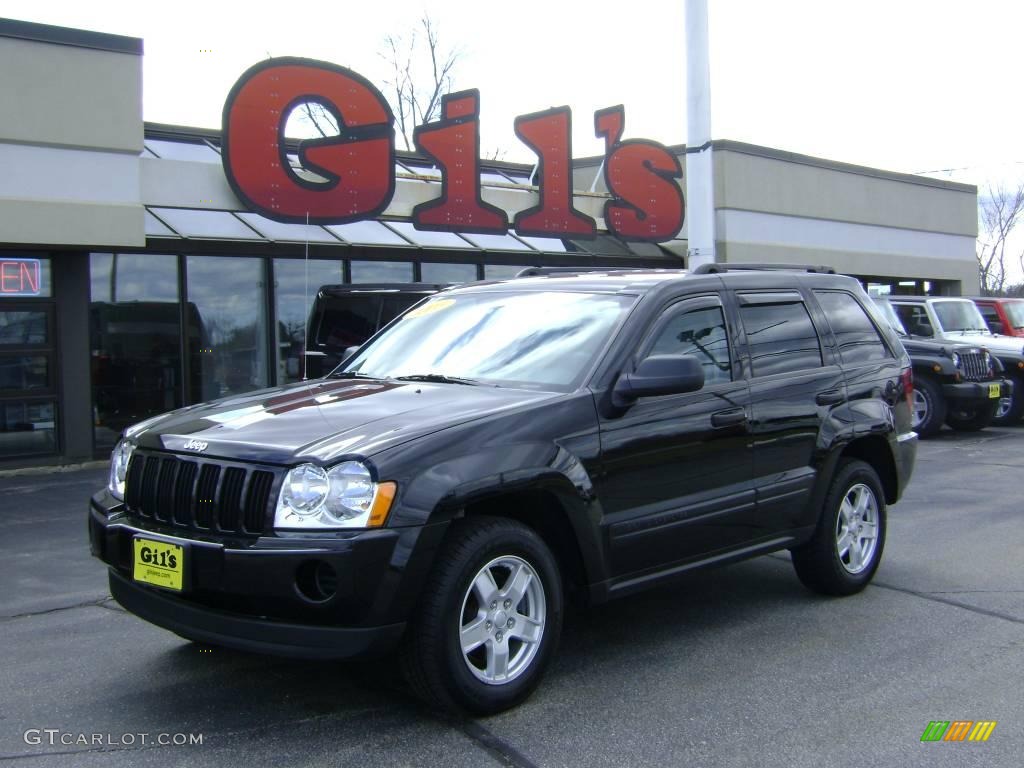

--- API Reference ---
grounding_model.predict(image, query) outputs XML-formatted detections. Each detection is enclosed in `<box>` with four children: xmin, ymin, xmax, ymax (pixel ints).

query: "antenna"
<box><xmin>302</xmin><ymin>211</ymin><xmax>310</xmax><ymax>381</ymax></box>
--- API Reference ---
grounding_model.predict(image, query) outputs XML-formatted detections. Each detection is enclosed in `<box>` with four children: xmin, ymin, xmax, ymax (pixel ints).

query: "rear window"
<box><xmin>738</xmin><ymin>297</ymin><xmax>822</xmax><ymax>377</ymax></box>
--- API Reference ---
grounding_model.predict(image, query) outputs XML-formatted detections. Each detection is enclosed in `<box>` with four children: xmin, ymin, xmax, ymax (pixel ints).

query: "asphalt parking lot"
<box><xmin>2</xmin><ymin>427</ymin><xmax>1022</xmax><ymax>768</ymax></box>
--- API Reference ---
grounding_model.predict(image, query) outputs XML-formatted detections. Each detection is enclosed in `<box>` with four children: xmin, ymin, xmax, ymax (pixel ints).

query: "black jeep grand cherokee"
<box><xmin>90</xmin><ymin>265</ymin><xmax>917</xmax><ymax>714</ymax></box>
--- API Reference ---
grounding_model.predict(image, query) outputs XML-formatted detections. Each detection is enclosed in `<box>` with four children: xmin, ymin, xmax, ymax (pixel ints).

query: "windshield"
<box><xmin>932</xmin><ymin>300</ymin><xmax>990</xmax><ymax>333</ymax></box>
<box><xmin>1003</xmin><ymin>301</ymin><xmax>1024</xmax><ymax>330</ymax></box>
<box><xmin>338</xmin><ymin>290</ymin><xmax>635</xmax><ymax>391</ymax></box>
<box><xmin>869</xmin><ymin>296</ymin><xmax>906</xmax><ymax>336</ymax></box>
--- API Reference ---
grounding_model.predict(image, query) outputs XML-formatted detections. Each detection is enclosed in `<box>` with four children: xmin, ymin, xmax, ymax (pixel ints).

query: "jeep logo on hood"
<box><xmin>183</xmin><ymin>439</ymin><xmax>208</xmax><ymax>452</ymax></box>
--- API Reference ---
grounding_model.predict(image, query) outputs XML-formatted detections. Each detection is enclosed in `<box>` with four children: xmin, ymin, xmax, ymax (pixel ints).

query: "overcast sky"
<box><xmin>6</xmin><ymin>0</ymin><xmax>1023</xmax><ymax>189</ymax></box>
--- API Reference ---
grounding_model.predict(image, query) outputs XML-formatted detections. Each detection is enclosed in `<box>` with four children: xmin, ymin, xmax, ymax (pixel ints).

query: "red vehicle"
<box><xmin>971</xmin><ymin>297</ymin><xmax>1024</xmax><ymax>338</ymax></box>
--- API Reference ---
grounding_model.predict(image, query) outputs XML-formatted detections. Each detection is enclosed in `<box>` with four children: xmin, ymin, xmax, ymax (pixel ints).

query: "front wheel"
<box><xmin>992</xmin><ymin>373</ymin><xmax>1024</xmax><ymax>425</ymax></box>
<box><xmin>791</xmin><ymin>459</ymin><xmax>887</xmax><ymax>596</ymax></box>
<box><xmin>945</xmin><ymin>399</ymin><xmax>998</xmax><ymax>431</ymax></box>
<box><xmin>910</xmin><ymin>375</ymin><xmax>946</xmax><ymax>437</ymax></box>
<box><xmin>401</xmin><ymin>516</ymin><xmax>563</xmax><ymax>715</ymax></box>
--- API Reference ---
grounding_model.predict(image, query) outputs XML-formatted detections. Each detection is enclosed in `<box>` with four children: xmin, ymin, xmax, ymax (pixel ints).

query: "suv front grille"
<box><xmin>957</xmin><ymin>351</ymin><xmax>990</xmax><ymax>382</ymax></box>
<box><xmin>124</xmin><ymin>451</ymin><xmax>278</xmax><ymax>536</ymax></box>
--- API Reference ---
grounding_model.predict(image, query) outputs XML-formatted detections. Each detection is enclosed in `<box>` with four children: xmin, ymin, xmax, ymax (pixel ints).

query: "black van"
<box><xmin>302</xmin><ymin>284</ymin><xmax>447</xmax><ymax>378</ymax></box>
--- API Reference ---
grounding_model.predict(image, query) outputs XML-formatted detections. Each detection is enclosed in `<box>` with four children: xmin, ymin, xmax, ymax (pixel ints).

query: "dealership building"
<box><xmin>0</xmin><ymin>18</ymin><xmax>980</xmax><ymax>467</ymax></box>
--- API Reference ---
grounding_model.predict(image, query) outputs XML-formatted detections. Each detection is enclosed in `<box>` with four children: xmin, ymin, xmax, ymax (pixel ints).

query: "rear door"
<box><xmin>812</xmin><ymin>289</ymin><xmax>904</xmax><ymax>435</ymax></box>
<box><xmin>734</xmin><ymin>290</ymin><xmax>846</xmax><ymax>533</ymax></box>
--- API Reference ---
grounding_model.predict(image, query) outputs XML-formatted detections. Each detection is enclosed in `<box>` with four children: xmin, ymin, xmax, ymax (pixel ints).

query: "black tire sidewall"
<box><xmin>946</xmin><ymin>398</ymin><xmax>998</xmax><ymax>431</ymax></box>
<box><xmin>435</xmin><ymin>521</ymin><xmax>563</xmax><ymax>714</ymax></box>
<box><xmin>820</xmin><ymin>460</ymin><xmax>887</xmax><ymax>592</ymax></box>
<box><xmin>914</xmin><ymin>376</ymin><xmax>946</xmax><ymax>437</ymax></box>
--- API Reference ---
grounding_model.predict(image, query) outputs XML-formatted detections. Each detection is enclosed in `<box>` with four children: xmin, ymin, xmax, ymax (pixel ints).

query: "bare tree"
<box><xmin>287</xmin><ymin>15</ymin><xmax>459</xmax><ymax>151</ymax></box>
<box><xmin>381</xmin><ymin>14</ymin><xmax>460</xmax><ymax>151</ymax></box>
<box><xmin>977</xmin><ymin>183</ymin><xmax>1024</xmax><ymax>295</ymax></box>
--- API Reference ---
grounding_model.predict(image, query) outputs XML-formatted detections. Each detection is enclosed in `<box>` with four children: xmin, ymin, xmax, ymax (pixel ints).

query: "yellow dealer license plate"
<box><xmin>133</xmin><ymin>537</ymin><xmax>185</xmax><ymax>592</ymax></box>
<box><xmin>989</xmin><ymin>383</ymin><xmax>1001</xmax><ymax>399</ymax></box>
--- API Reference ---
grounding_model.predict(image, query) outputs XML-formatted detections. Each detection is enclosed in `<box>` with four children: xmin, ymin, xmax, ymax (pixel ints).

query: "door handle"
<box><xmin>711</xmin><ymin>409</ymin><xmax>747</xmax><ymax>428</ymax></box>
<box><xmin>815</xmin><ymin>390</ymin><xmax>846</xmax><ymax>406</ymax></box>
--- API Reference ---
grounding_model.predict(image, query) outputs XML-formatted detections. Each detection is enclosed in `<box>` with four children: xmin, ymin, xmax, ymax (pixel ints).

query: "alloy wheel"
<box><xmin>458</xmin><ymin>555</ymin><xmax>546</xmax><ymax>685</ymax></box>
<box><xmin>835</xmin><ymin>483</ymin><xmax>880</xmax><ymax>574</ymax></box>
<box><xmin>911</xmin><ymin>390</ymin><xmax>929</xmax><ymax>430</ymax></box>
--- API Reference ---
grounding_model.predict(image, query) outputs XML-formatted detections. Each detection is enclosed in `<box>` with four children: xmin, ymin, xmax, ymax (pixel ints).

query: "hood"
<box><xmin>129</xmin><ymin>378</ymin><xmax>558</xmax><ymax>464</ymax></box>
<box><xmin>931</xmin><ymin>330</ymin><xmax>1024</xmax><ymax>356</ymax></box>
<box><xmin>900</xmin><ymin>337</ymin><xmax>984</xmax><ymax>356</ymax></box>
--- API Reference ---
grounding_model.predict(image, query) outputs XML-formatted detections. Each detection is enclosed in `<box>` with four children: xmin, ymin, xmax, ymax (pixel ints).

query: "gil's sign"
<box><xmin>222</xmin><ymin>58</ymin><xmax>684</xmax><ymax>242</ymax></box>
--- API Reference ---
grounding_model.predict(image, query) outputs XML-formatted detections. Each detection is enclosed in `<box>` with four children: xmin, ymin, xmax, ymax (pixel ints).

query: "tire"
<box><xmin>945</xmin><ymin>399</ymin><xmax>998</xmax><ymax>431</ymax></box>
<box><xmin>910</xmin><ymin>375</ymin><xmax>946</xmax><ymax>437</ymax></box>
<box><xmin>790</xmin><ymin>459</ymin><xmax>887</xmax><ymax>596</ymax></box>
<box><xmin>400</xmin><ymin>516</ymin><xmax>563</xmax><ymax>715</ymax></box>
<box><xmin>992</xmin><ymin>373</ymin><xmax>1024</xmax><ymax>426</ymax></box>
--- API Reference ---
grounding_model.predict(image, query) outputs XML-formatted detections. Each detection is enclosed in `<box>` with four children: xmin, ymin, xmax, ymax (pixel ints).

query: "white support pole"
<box><xmin>685</xmin><ymin>0</ymin><xmax>716</xmax><ymax>270</ymax></box>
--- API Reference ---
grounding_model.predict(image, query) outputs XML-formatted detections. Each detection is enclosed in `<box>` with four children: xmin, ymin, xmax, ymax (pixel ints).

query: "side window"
<box><xmin>977</xmin><ymin>305</ymin><xmax>1001</xmax><ymax>332</ymax></box>
<box><xmin>647</xmin><ymin>305</ymin><xmax>732</xmax><ymax>385</ymax></box>
<box><xmin>739</xmin><ymin>299</ymin><xmax>822</xmax><ymax>377</ymax></box>
<box><xmin>815</xmin><ymin>291</ymin><xmax>893</xmax><ymax>363</ymax></box>
<box><xmin>894</xmin><ymin>304</ymin><xmax>933</xmax><ymax>337</ymax></box>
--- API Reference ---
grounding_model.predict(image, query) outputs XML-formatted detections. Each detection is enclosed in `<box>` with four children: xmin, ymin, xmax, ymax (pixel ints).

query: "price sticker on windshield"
<box><xmin>406</xmin><ymin>298</ymin><xmax>455</xmax><ymax>319</ymax></box>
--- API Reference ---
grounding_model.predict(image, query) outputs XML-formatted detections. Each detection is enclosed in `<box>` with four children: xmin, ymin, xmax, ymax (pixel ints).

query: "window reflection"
<box><xmin>273</xmin><ymin>259</ymin><xmax>344</xmax><ymax>384</ymax></box>
<box><xmin>89</xmin><ymin>253</ymin><xmax>182</xmax><ymax>448</ymax></box>
<box><xmin>346</xmin><ymin>291</ymin><xmax>634</xmax><ymax>391</ymax></box>
<box><xmin>350</xmin><ymin>261</ymin><xmax>414</xmax><ymax>283</ymax></box>
<box><xmin>0</xmin><ymin>355</ymin><xmax>48</xmax><ymax>390</ymax></box>
<box><xmin>740</xmin><ymin>302</ymin><xmax>823</xmax><ymax>377</ymax></box>
<box><xmin>0</xmin><ymin>312</ymin><xmax>47</xmax><ymax>345</ymax></box>
<box><xmin>648</xmin><ymin>306</ymin><xmax>732</xmax><ymax>385</ymax></box>
<box><xmin>420</xmin><ymin>263</ymin><xmax>478</xmax><ymax>284</ymax></box>
<box><xmin>0</xmin><ymin>400</ymin><xmax>55</xmax><ymax>458</ymax></box>
<box><xmin>186</xmin><ymin>256</ymin><xmax>269</xmax><ymax>401</ymax></box>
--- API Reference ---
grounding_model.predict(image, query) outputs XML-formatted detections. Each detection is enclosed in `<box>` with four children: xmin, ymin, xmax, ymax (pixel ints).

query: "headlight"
<box><xmin>951</xmin><ymin>351</ymin><xmax>961</xmax><ymax>369</ymax></box>
<box><xmin>274</xmin><ymin>461</ymin><xmax>396</xmax><ymax>530</ymax></box>
<box><xmin>108</xmin><ymin>439</ymin><xmax>135</xmax><ymax>501</ymax></box>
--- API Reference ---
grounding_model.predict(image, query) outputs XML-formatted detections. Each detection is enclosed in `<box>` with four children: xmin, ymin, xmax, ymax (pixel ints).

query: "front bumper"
<box><xmin>108</xmin><ymin>571</ymin><xmax>404</xmax><ymax>659</ymax></box>
<box><xmin>942</xmin><ymin>378</ymin><xmax>1012</xmax><ymax>403</ymax></box>
<box><xmin>89</xmin><ymin>490</ymin><xmax>446</xmax><ymax>659</ymax></box>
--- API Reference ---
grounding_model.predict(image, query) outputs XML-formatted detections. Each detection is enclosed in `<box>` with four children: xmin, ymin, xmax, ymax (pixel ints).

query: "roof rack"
<box><xmin>693</xmin><ymin>263</ymin><xmax>836</xmax><ymax>275</ymax></box>
<box><xmin>515</xmin><ymin>266</ymin><xmax>654</xmax><ymax>278</ymax></box>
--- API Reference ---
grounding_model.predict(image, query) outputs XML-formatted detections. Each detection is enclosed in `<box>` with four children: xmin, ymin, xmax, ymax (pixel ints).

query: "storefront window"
<box><xmin>0</xmin><ymin>400</ymin><xmax>56</xmax><ymax>458</ymax></box>
<box><xmin>0</xmin><ymin>311</ymin><xmax>48</xmax><ymax>345</ymax></box>
<box><xmin>0</xmin><ymin>256</ymin><xmax>51</xmax><ymax>297</ymax></box>
<box><xmin>0</xmin><ymin>355</ymin><xmax>49</xmax><ymax>390</ymax></box>
<box><xmin>186</xmin><ymin>256</ymin><xmax>269</xmax><ymax>402</ymax></box>
<box><xmin>90</xmin><ymin>253</ymin><xmax>182</xmax><ymax>448</ymax></box>
<box><xmin>273</xmin><ymin>258</ymin><xmax>344</xmax><ymax>384</ymax></box>
<box><xmin>351</xmin><ymin>261</ymin><xmax>414</xmax><ymax>282</ymax></box>
<box><xmin>484</xmin><ymin>264</ymin><xmax>532</xmax><ymax>280</ymax></box>
<box><xmin>1</xmin><ymin>255</ymin><xmax>57</xmax><ymax>459</ymax></box>
<box><xmin>420</xmin><ymin>262</ymin><xmax>479</xmax><ymax>284</ymax></box>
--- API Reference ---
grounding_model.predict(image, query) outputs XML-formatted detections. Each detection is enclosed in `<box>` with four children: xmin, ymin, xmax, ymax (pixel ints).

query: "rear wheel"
<box><xmin>910</xmin><ymin>375</ymin><xmax>946</xmax><ymax>437</ymax></box>
<box><xmin>791</xmin><ymin>459</ymin><xmax>887</xmax><ymax>596</ymax></box>
<box><xmin>401</xmin><ymin>516</ymin><xmax>563</xmax><ymax>715</ymax></box>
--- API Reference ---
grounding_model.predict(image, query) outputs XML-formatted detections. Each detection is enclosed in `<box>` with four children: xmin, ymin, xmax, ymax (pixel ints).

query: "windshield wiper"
<box><xmin>393</xmin><ymin>373</ymin><xmax>480</xmax><ymax>386</ymax></box>
<box><xmin>329</xmin><ymin>371</ymin><xmax>375</xmax><ymax>379</ymax></box>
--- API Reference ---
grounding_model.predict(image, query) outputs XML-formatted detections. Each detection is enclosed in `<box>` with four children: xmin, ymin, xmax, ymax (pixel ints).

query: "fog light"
<box><xmin>295</xmin><ymin>560</ymin><xmax>338</xmax><ymax>602</ymax></box>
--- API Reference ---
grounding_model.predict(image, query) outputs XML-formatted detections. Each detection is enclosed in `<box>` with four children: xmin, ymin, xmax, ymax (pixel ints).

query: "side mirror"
<box><xmin>341</xmin><ymin>345</ymin><xmax>360</xmax><ymax>363</ymax></box>
<box><xmin>613</xmin><ymin>354</ymin><xmax>705</xmax><ymax>407</ymax></box>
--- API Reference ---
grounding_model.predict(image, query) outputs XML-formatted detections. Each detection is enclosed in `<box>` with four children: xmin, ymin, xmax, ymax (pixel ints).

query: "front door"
<box><xmin>596</xmin><ymin>295</ymin><xmax>754</xmax><ymax>579</ymax></box>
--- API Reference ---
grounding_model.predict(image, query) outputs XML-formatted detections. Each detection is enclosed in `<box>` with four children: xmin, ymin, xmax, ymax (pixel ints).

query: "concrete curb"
<box><xmin>0</xmin><ymin>460</ymin><xmax>108</xmax><ymax>478</ymax></box>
